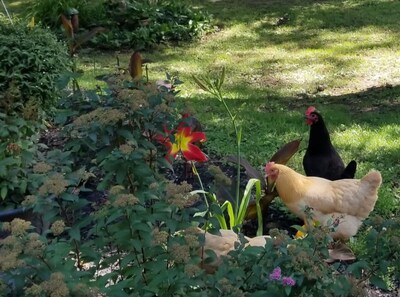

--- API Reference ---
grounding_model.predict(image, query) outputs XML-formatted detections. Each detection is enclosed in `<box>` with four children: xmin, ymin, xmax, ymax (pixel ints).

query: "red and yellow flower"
<box><xmin>155</xmin><ymin>125</ymin><xmax>207</xmax><ymax>162</ymax></box>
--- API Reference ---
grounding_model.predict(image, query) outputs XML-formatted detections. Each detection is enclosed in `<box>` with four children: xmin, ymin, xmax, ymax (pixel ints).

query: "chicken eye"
<box><xmin>270</xmin><ymin>169</ymin><xmax>278</xmax><ymax>175</ymax></box>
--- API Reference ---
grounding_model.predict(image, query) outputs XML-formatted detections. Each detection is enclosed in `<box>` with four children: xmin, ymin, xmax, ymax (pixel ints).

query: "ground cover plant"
<box><xmin>21</xmin><ymin>0</ymin><xmax>210</xmax><ymax>50</ymax></box>
<box><xmin>1</xmin><ymin>0</ymin><xmax>400</xmax><ymax>296</ymax></box>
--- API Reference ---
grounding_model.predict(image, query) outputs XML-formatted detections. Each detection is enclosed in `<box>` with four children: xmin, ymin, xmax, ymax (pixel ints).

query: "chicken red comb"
<box><xmin>305</xmin><ymin>106</ymin><xmax>316</xmax><ymax>116</ymax></box>
<box><xmin>265</xmin><ymin>161</ymin><xmax>275</xmax><ymax>175</ymax></box>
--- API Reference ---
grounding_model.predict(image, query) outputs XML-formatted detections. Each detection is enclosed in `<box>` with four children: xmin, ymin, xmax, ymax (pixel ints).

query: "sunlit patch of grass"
<box><xmin>335</xmin><ymin>123</ymin><xmax>400</xmax><ymax>215</ymax></box>
<box><xmin>335</xmin><ymin>124</ymin><xmax>400</xmax><ymax>162</ymax></box>
<box><xmin>74</xmin><ymin>51</ymin><xmax>130</xmax><ymax>89</ymax></box>
<box><xmin>73</xmin><ymin>0</ymin><xmax>400</xmax><ymax>217</ymax></box>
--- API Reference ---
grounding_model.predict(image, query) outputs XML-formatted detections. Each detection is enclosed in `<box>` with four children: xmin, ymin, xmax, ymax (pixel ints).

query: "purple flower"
<box><xmin>269</xmin><ymin>267</ymin><xmax>282</xmax><ymax>280</ymax></box>
<box><xmin>281</xmin><ymin>276</ymin><xmax>296</xmax><ymax>287</ymax></box>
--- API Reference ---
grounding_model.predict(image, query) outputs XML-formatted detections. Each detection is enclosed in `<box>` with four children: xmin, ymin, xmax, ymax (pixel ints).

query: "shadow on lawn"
<box><xmin>212</xmin><ymin>79</ymin><xmax>400</xmax><ymax>115</ymax></box>
<box><xmin>201</xmin><ymin>0</ymin><xmax>400</xmax><ymax>31</ymax></box>
<box><xmin>188</xmin><ymin>82</ymin><xmax>400</xmax><ymax>177</ymax></box>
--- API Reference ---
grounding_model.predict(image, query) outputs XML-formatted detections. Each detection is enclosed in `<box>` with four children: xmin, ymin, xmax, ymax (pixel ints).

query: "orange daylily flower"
<box><xmin>155</xmin><ymin>126</ymin><xmax>207</xmax><ymax>162</ymax></box>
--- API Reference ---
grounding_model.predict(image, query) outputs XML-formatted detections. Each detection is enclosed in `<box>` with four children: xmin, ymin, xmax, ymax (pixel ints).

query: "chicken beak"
<box><xmin>270</xmin><ymin>182</ymin><xmax>276</xmax><ymax>192</ymax></box>
<box><xmin>266</xmin><ymin>176</ymin><xmax>276</xmax><ymax>193</ymax></box>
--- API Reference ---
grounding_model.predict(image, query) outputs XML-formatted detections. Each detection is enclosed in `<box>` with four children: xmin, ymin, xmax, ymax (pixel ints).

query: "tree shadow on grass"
<box><xmin>200</xmin><ymin>0</ymin><xmax>400</xmax><ymax>31</ymax></box>
<box><xmin>195</xmin><ymin>0</ymin><xmax>400</xmax><ymax>55</ymax></box>
<box><xmin>188</xmin><ymin>82</ymin><xmax>400</xmax><ymax>167</ymax></box>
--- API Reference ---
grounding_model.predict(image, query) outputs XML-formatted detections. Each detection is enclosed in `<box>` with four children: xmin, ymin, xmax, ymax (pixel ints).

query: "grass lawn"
<box><xmin>78</xmin><ymin>0</ymin><xmax>400</xmax><ymax>215</ymax></box>
<box><xmin>3</xmin><ymin>0</ymin><xmax>399</xmax><ymax>215</ymax></box>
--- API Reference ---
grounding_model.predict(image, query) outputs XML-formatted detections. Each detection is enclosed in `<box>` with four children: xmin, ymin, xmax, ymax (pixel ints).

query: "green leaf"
<box><xmin>69</xmin><ymin>225</ymin><xmax>81</xmax><ymax>241</ymax></box>
<box><xmin>56</xmin><ymin>72</ymin><xmax>72</xmax><ymax>90</ymax></box>
<box><xmin>1</xmin><ymin>187</ymin><xmax>7</xmax><ymax>199</ymax></box>
<box><xmin>237</xmin><ymin>126</ymin><xmax>242</xmax><ymax>143</ymax></box>
<box><xmin>193</xmin><ymin>209</ymin><xmax>208</xmax><ymax>218</ymax></box>
<box><xmin>88</xmin><ymin>132</ymin><xmax>97</xmax><ymax>142</ymax></box>
<box><xmin>192</xmin><ymin>75</ymin><xmax>209</xmax><ymax>92</ymax></box>
<box><xmin>61</xmin><ymin>192</ymin><xmax>78</xmax><ymax>202</ymax></box>
<box><xmin>255</xmin><ymin>185</ymin><xmax>263</xmax><ymax>236</ymax></box>
<box><xmin>221</xmin><ymin>200</ymin><xmax>234</xmax><ymax>229</ymax></box>
<box><xmin>117</xmin><ymin>129</ymin><xmax>136</xmax><ymax>142</ymax></box>
<box><xmin>284</xmin><ymin>286</ymin><xmax>292</xmax><ymax>296</ymax></box>
<box><xmin>19</xmin><ymin>180</ymin><xmax>27</xmax><ymax>194</ymax></box>
<box><xmin>237</xmin><ymin>178</ymin><xmax>261</xmax><ymax>226</ymax></box>
<box><xmin>346</xmin><ymin>260</ymin><xmax>369</xmax><ymax>278</ymax></box>
<box><xmin>106</xmin><ymin>211</ymin><xmax>123</xmax><ymax>224</ymax></box>
<box><xmin>191</xmin><ymin>190</ymin><xmax>208</xmax><ymax>195</ymax></box>
<box><xmin>116</xmin><ymin>168</ymin><xmax>128</xmax><ymax>184</ymax></box>
<box><xmin>379</xmin><ymin>260</ymin><xmax>389</xmax><ymax>273</ymax></box>
<box><xmin>369</xmin><ymin>275</ymin><xmax>388</xmax><ymax>290</ymax></box>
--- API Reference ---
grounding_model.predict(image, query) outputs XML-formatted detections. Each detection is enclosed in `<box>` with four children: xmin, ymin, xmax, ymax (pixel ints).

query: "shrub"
<box><xmin>0</xmin><ymin>16</ymin><xmax>69</xmax><ymax>203</ymax></box>
<box><xmin>0</xmin><ymin>72</ymin><xmax>205</xmax><ymax>296</ymax></box>
<box><xmin>0</xmin><ymin>113</ymin><xmax>40</xmax><ymax>202</ymax></box>
<box><xmin>24</xmin><ymin>0</ymin><xmax>210</xmax><ymax>50</ymax></box>
<box><xmin>347</xmin><ymin>215</ymin><xmax>400</xmax><ymax>292</ymax></box>
<box><xmin>88</xmin><ymin>0</ymin><xmax>211</xmax><ymax>49</ymax></box>
<box><xmin>25</xmin><ymin>0</ymin><xmax>106</xmax><ymax>29</ymax></box>
<box><xmin>0</xmin><ymin>16</ymin><xmax>70</xmax><ymax>115</ymax></box>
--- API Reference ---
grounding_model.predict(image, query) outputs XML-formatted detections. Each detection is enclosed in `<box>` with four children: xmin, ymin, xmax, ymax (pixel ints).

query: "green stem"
<box><xmin>191</xmin><ymin>162</ymin><xmax>209</xmax><ymax>208</ymax></box>
<box><xmin>217</xmin><ymin>91</ymin><xmax>241</xmax><ymax>220</ymax></box>
<box><xmin>194</xmin><ymin>71</ymin><xmax>242</xmax><ymax>223</ymax></box>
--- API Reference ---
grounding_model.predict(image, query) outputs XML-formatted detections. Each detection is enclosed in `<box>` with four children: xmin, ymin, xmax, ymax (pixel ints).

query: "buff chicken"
<box><xmin>265</xmin><ymin>162</ymin><xmax>382</xmax><ymax>240</ymax></box>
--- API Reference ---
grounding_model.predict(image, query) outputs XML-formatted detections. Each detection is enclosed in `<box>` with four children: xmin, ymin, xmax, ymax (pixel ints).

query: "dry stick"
<box><xmin>39</xmin><ymin>255</ymin><xmax>53</xmax><ymax>271</ymax></box>
<box><xmin>125</xmin><ymin>210</ymin><xmax>148</xmax><ymax>285</ymax></box>
<box><xmin>73</xmin><ymin>239</ymin><xmax>82</xmax><ymax>270</ymax></box>
<box><xmin>104</xmin><ymin>225</ymin><xmax>123</xmax><ymax>275</ymax></box>
<box><xmin>127</xmin><ymin>172</ymin><xmax>136</xmax><ymax>192</ymax></box>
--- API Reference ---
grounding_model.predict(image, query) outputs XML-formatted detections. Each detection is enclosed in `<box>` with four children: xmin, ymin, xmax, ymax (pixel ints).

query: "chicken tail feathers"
<box><xmin>340</xmin><ymin>160</ymin><xmax>357</xmax><ymax>179</ymax></box>
<box><xmin>361</xmin><ymin>170</ymin><xmax>382</xmax><ymax>188</ymax></box>
<box><xmin>355</xmin><ymin>170</ymin><xmax>382</xmax><ymax>218</ymax></box>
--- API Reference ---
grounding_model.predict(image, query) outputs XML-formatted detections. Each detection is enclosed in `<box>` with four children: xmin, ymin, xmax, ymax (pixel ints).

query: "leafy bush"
<box><xmin>0</xmin><ymin>16</ymin><xmax>70</xmax><ymax>115</ymax></box>
<box><xmin>348</xmin><ymin>215</ymin><xmax>400</xmax><ymax>291</ymax></box>
<box><xmin>26</xmin><ymin>0</ymin><xmax>106</xmax><ymax>29</ymax></box>
<box><xmin>0</xmin><ymin>16</ymin><xmax>70</xmax><ymax>203</ymax></box>
<box><xmin>85</xmin><ymin>0</ymin><xmax>210</xmax><ymax>49</ymax></box>
<box><xmin>0</xmin><ymin>72</ymin><xmax>205</xmax><ymax>296</ymax></box>
<box><xmin>25</xmin><ymin>0</ymin><xmax>210</xmax><ymax>49</ymax></box>
<box><xmin>0</xmin><ymin>113</ymin><xmax>40</xmax><ymax>202</ymax></box>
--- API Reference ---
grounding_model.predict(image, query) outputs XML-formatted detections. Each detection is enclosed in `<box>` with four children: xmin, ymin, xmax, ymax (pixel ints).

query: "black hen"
<box><xmin>303</xmin><ymin>106</ymin><xmax>357</xmax><ymax>180</ymax></box>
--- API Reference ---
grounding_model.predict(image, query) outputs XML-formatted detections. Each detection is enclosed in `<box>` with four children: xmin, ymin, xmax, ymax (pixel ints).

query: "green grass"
<box><xmin>75</xmin><ymin>0</ymin><xmax>400</xmax><ymax>216</ymax></box>
<box><xmin>5</xmin><ymin>0</ymin><xmax>399</xmax><ymax>215</ymax></box>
